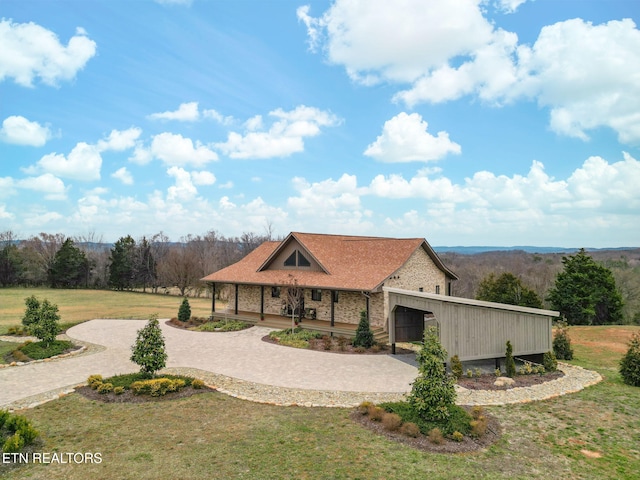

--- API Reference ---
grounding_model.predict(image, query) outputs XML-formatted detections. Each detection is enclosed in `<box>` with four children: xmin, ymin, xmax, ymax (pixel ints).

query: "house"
<box><xmin>201</xmin><ymin>232</ymin><xmax>458</xmax><ymax>336</ymax></box>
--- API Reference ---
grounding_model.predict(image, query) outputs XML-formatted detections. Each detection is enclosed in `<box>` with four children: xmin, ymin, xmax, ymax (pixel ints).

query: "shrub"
<box><xmin>87</xmin><ymin>374</ymin><xmax>103</xmax><ymax>389</ymax></box>
<box><xmin>97</xmin><ymin>382</ymin><xmax>114</xmax><ymax>394</ymax></box>
<box><xmin>407</xmin><ymin>326</ymin><xmax>456</xmax><ymax>422</ymax></box>
<box><xmin>178</xmin><ymin>298</ymin><xmax>191</xmax><ymax>322</ymax></box>
<box><xmin>450</xmin><ymin>355</ymin><xmax>463</xmax><ymax>379</ymax></box>
<box><xmin>322</xmin><ymin>335</ymin><xmax>333</xmax><ymax>350</ymax></box>
<box><xmin>400</xmin><ymin>422</ymin><xmax>420</xmax><ymax>438</ymax></box>
<box><xmin>494</xmin><ymin>368</ymin><xmax>502</xmax><ymax>377</ymax></box>
<box><xmin>357</xmin><ymin>401</ymin><xmax>373</xmax><ymax>415</ymax></box>
<box><xmin>543</xmin><ymin>351</ymin><xmax>558</xmax><ymax>372</ymax></box>
<box><xmin>6</xmin><ymin>326</ymin><xmax>26</xmax><ymax>336</ymax></box>
<box><xmin>131</xmin><ymin>378</ymin><xmax>186</xmax><ymax>396</ymax></box>
<box><xmin>114</xmin><ymin>386</ymin><xmax>125</xmax><ymax>395</ymax></box>
<box><xmin>470</xmin><ymin>406</ymin><xmax>484</xmax><ymax>419</ymax></box>
<box><xmin>380</xmin><ymin>401</ymin><xmax>471</xmax><ymax>436</ymax></box>
<box><xmin>470</xmin><ymin>416</ymin><xmax>488</xmax><ymax>438</ymax></box>
<box><xmin>354</xmin><ymin>346</ymin><xmax>366</xmax><ymax>353</ymax></box>
<box><xmin>191</xmin><ymin>379</ymin><xmax>205</xmax><ymax>389</ymax></box>
<box><xmin>20</xmin><ymin>340</ymin><xmax>73</xmax><ymax>360</ymax></box>
<box><xmin>352</xmin><ymin>310</ymin><xmax>375</xmax><ymax>349</ymax></box>
<box><xmin>381</xmin><ymin>412</ymin><xmax>402</xmax><ymax>432</ymax></box>
<box><xmin>368</xmin><ymin>406</ymin><xmax>385</xmax><ymax>421</ymax></box>
<box><xmin>451</xmin><ymin>431</ymin><xmax>464</xmax><ymax>442</ymax></box>
<box><xmin>519</xmin><ymin>361</ymin><xmax>534</xmax><ymax>375</ymax></box>
<box><xmin>428</xmin><ymin>427</ymin><xmax>444</xmax><ymax>445</ymax></box>
<box><xmin>0</xmin><ymin>410</ymin><xmax>9</xmax><ymax>429</ymax></box>
<box><xmin>131</xmin><ymin>314</ymin><xmax>167</xmax><ymax>376</ymax></box>
<box><xmin>10</xmin><ymin>349</ymin><xmax>30</xmax><ymax>362</ymax></box>
<box><xmin>505</xmin><ymin>341</ymin><xmax>516</xmax><ymax>378</ymax></box>
<box><xmin>620</xmin><ymin>332</ymin><xmax>640</xmax><ymax>387</ymax></box>
<box><xmin>3</xmin><ymin>432</ymin><xmax>25</xmax><ymax>454</ymax></box>
<box><xmin>553</xmin><ymin>322</ymin><xmax>574</xmax><ymax>360</ymax></box>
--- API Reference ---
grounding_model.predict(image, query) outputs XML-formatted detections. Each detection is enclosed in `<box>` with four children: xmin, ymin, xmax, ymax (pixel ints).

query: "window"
<box><xmin>284</xmin><ymin>250</ymin><xmax>311</xmax><ymax>267</ymax></box>
<box><xmin>271</xmin><ymin>286</ymin><xmax>280</xmax><ymax>298</ymax></box>
<box><xmin>332</xmin><ymin>291</ymin><xmax>339</xmax><ymax>303</ymax></box>
<box><xmin>435</xmin><ymin>285</ymin><xmax>440</xmax><ymax>294</ymax></box>
<box><xmin>311</xmin><ymin>289</ymin><xmax>322</xmax><ymax>301</ymax></box>
<box><xmin>418</xmin><ymin>287</ymin><xmax>423</xmax><ymax>292</ymax></box>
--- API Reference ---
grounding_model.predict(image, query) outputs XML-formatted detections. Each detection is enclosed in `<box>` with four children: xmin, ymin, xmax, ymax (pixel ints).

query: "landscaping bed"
<box><xmin>457</xmin><ymin>371</ymin><xmax>564</xmax><ymax>390</ymax></box>
<box><xmin>75</xmin><ymin>373</ymin><xmax>215</xmax><ymax>404</ymax></box>
<box><xmin>2</xmin><ymin>340</ymin><xmax>82</xmax><ymax>364</ymax></box>
<box><xmin>166</xmin><ymin>317</ymin><xmax>252</xmax><ymax>332</ymax></box>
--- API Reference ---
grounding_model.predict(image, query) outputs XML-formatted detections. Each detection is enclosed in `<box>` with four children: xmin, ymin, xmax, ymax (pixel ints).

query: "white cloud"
<box><xmin>0</xmin><ymin>204</ymin><xmax>13</xmax><ymax>220</ymax></box>
<box><xmin>303</xmin><ymin>2</ymin><xmax>640</xmax><ymax>144</ymax></box>
<box><xmin>0</xmin><ymin>177</ymin><xmax>16</xmax><ymax>199</ymax></box>
<box><xmin>364</xmin><ymin>112</ymin><xmax>461</xmax><ymax>162</ymax></box>
<box><xmin>148</xmin><ymin>102</ymin><xmax>200</xmax><ymax>121</ymax></box>
<box><xmin>0</xmin><ymin>19</ymin><xmax>96</xmax><ymax>87</ymax></box>
<box><xmin>518</xmin><ymin>18</ymin><xmax>640</xmax><ymax>143</ymax></box>
<box><xmin>129</xmin><ymin>145</ymin><xmax>153</xmax><ymax>165</ymax></box>
<box><xmin>97</xmin><ymin>127</ymin><xmax>142</xmax><ymax>152</ymax></box>
<box><xmin>17</xmin><ymin>173</ymin><xmax>67</xmax><ymax>200</ymax></box>
<box><xmin>111</xmin><ymin>167</ymin><xmax>133</xmax><ymax>185</ymax></box>
<box><xmin>191</xmin><ymin>170</ymin><xmax>216</xmax><ymax>186</ymax></box>
<box><xmin>495</xmin><ymin>0</ymin><xmax>529</xmax><ymax>14</ymax></box>
<box><xmin>167</xmin><ymin>166</ymin><xmax>197</xmax><ymax>201</ymax></box>
<box><xmin>35</xmin><ymin>142</ymin><xmax>102</xmax><ymax>181</ymax></box>
<box><xmin>215</xmin><ymin>105</ymin><xmax>341</xmax><ymax>159</ymax></box>
<box><xmin>148</xmin><ymin>102</ymin><xmax>233</xmax><ymax>124</ymax></box>
<box><xmin>0</xmin><ymin>115</ymin><xmax>52</xmax><ymax>146</ymax></box>
<box><xmin>202</xmin><ymin>108</ymin><xmax>234</xmax><ymax>125</ymax></box>
<box><xmin>150</xmin><ymin>132</ymin><xmax>218</xmax><ymax>167</ymax></box>
<box><xmin>299</xmin><ymin>0</ymin><xmax>494</xmax><ymax>85</ymax></box>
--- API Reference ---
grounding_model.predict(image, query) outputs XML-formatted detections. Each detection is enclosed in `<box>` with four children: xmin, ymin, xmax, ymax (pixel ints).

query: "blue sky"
<box><xmin>1</xmin><ymin>0</ymin><xmax>639</xmax><ymax>247</ymax></box>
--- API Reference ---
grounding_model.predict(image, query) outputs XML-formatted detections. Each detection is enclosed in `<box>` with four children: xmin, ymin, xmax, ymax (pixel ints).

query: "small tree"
<box><xmin>353</xmin><ymin>310</ymin><xmax>375</xmax><ymax>348</ymax></box>
<box><xmin>21</xmin><ymin>295</ymin><xmax>60</xmax><ymax>347</ymax></box>
<box><xmin>407</xmin><ymin>326</ymin><xmax>456</xmax><ymax>421</ymax></box>
<box><xmin>505</xmin><ymin>341</ymin><xmax>516</xmax><ymax>378</ymax></box>
<box><xmin>476</xmin><ymin>272</ymin><xmax>543</xmax><ymax>308</ymax></box>
<box><xmin>131</xmin><ymin>314</ymin><xmax>167</xmax><ymax>376</ymax></box>
<box><xmin>619</xmin><ymin>332</ymin><xmax>640</xmax><ymax>387</ymax></box>
<box><xmin>450</xmin><ymin>355</ymin><xmax>463</xmax><ymax>379</ymax></box>
<box><xmin>285</xmin><ymin>276</ymin><xmax>303</xmax><ymax>331</ymax></box>
<box><xmin>553</xmin><ymin>321</ymin><xmax>574</xmax><ymax>360</ymax></box>
<box><xmin>178</xmin><ymin>297</ymin><xmax>191</xmax><ymax>322</ymax></box>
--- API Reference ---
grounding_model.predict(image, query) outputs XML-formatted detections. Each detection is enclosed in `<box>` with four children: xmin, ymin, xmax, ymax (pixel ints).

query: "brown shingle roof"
<box><xmin>201</xmin><ymin>232</ymin><xmax>457</xmax><ymax>291</ymax></box>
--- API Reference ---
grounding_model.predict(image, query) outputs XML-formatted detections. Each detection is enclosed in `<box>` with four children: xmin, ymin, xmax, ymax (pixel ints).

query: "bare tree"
<box><xmin>285</xmin><ymin>275</ymin><xmax>303</xmax><ymax>331</ymax></box>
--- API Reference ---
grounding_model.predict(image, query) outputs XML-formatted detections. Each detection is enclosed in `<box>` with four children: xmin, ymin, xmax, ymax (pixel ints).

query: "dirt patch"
<box><xmin>74</xmin><ymin>384</ymin><xmax>216</xmax><ymax>404</ymax></box>
<box><xmin>165</xmin><ymin>317</ymin><xmax>209</xmax><ymax>329</ymax></box>
<box><xmin>350</xmin><ymin>407</ymin><xmax>501</xmax><ymax>454</ymax></box>
<box><xmin>261</xmin><ymin>335</ymin><xmax>415</xmax><ymax>355</ymax></box>
<box><xmin>457</xmin><ymin>371</ymin><xmax>564</xmax><ymax>391</ymax></box>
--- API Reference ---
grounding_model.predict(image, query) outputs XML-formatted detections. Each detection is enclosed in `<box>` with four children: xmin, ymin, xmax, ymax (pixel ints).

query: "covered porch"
<box><xmin>208</xmin><ymin>309</ymin><xmax>388</xmax><ymax>343</ymax></box>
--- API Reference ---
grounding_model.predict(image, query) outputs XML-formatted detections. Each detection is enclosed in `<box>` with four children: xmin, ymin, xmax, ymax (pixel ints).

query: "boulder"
<box><xmin>494</xmin><ymin>376</ymin><xmax>516</xmax><ymax>387</ymax></box>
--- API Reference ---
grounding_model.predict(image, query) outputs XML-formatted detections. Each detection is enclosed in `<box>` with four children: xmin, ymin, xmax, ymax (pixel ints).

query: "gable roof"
<box><xmin>201</xmin><ymin>232</ymin><xmax>458</xmax><ymax>291</ymax></box>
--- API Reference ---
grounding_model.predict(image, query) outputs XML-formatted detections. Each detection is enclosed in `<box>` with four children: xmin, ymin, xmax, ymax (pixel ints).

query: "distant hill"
<box><xmin>433</xmin><ymin>246</ymin><xmax>638</xmax><ymax>255</ymax></box>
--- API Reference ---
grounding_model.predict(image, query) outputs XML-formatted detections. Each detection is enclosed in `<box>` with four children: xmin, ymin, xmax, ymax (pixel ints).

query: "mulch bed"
<box><xmin>350</xmin><ymin>407</ymin><xmax>501</xmax><ymax>454</ymax></box>
<box><xmin>457</xmin><ymin>371</ymin><xmax>564</xmax><ymax>390</ymax></box>
<box><xmin>74</xmin><ymin>385</ymin><xmax>216</xmax><ymax>404</ymax></box>
<box><xmin>165</xmin><ymin>318</ymin><xmax>208</xmax><ymax>329</ymax></box>
<box><xmin>261</xmin><ymin>335</ymin><xmax>415</xmax><ymax>355</ymax></box>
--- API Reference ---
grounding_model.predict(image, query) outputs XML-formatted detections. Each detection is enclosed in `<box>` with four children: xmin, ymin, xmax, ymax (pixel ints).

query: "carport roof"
<box><xmin>201</xmin><ymin>232</ymin><xmax>458</xmax><ymax>291</ymax></box>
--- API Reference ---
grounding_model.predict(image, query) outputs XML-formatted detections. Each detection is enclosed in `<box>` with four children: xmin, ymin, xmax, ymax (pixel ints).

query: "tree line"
<box><xmin>1</xmin><ymin>229</ymin><xmax>638</xmax><ymax>325</ymax></box>
<box><xmin>0</xmin><ymin>229</ymin><xmax>275</xmax><ymax>296</ymax></box>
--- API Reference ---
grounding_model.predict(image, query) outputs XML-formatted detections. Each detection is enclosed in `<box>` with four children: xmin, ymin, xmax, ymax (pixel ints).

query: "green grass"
<box><xmin>193</xmin><ymin>320</ymin><xmax>251</xmax><ymax>332</ymax></box>
<box><xmin>1</xmin><ymin>312</ymin><xmax>640</xmax><ymax>478</ymax></box>
<box><xmin>0</xmin><ymin>341</ymin><xmax>16</xmax><ymax>361</ymax></box>
<box><xmin>0</xmin><ymin>287</ymin><xmax>216</xmax><ymax>335</ymax></box>
<box><xmin>268</xmin><ymin>327</ymin><xmax>323</xmax><ymax>348</ymax></box>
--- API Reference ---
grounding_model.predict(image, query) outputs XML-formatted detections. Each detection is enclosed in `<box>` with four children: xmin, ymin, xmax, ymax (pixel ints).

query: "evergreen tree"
<box><xmin>21</xmin><ymin>296</ymin><xmax>60</xmax><ymax>347</ymax></box>
<box><xmin>48</xmin><ymin>238</ymin><xmax>89</xmax><ymax>288</ymax></box>
<box><xmin>620</xmin><ymin>333</ymin><xmax>640</xmax><ymax>387</ymax></box>
<box><xmin>353</xmin><ymin>310</ymin><xmax>375</xmax><ymax>348</ymax></box>
<box><xmin>178</xmin><ymin>297</ymin><xmax>191</xmax><ymax>322</ymax></box>
<box><xmin>505</xmin><ymin>340</ymin><xmax>516</xmax><ymax>378</ymax></box>
<box><xmin>547</xmin><ymin>249</ymin><xmax>624</xmax><ymax>325</ymax></box>
<box><xmin>0</xmin><ymin>244</ymin><xmax>22</xmax><ymax>287</ymax></box>
<box><xmin>134</xmin><ymin>236</ymin><xmax>157</xmax><ymax>292</ymax></box>
<box><xmin>108</xmin><ymin>235</ymin><xmax>136</xmax><ymax>290</ymax></box>
<box><xmin>130</xmin><ymin>314</ymin><xmax>167</xmax><ymax>376</ymax></box>
<box><xmin>476</xmin><ymin>272</ymin><xmax>542</xmax><ymax>308</ymax></box>
<box><xmin>407</xmin><ymin>326</ymin><xmax>456</xmax><ymax>421</ymax></box>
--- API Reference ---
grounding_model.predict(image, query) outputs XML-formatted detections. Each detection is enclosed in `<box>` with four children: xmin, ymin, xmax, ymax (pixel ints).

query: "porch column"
<box><xmin>211</xmin><ymin>283</ymin><xmax>216</xmax><ymax>313</ymax></box>
<box><xmin>366</xmin><ymin>293</ymin><xmax>370</xmax><ymax>322</ymax></box>
<box><xmin>330</xmin><ymin>290</ymin><xmax>335</xmax><ymax>327</ymax></box>
<box><xmin>234</xmin><ymin>284</ymin><xmax>239</xmax><ymax>315</ymax></box>
<box><xmin>260</xmin><ymin>285</ymin><xmax>264</xmax><ymax>317</ymax></box>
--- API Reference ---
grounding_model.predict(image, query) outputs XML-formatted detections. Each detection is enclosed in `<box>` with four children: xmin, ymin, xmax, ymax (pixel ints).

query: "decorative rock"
<box><xmin>494</xmin><ymin>377</ymin><xmax>516</xmax><ymax>387</ymax></box>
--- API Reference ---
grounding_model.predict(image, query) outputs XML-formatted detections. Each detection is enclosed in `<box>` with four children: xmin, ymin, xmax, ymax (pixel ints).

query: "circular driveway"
<box><xmin>1</xmin><ymin>319</ymin><xmax>419</xmax><ymax>409</ymax></box>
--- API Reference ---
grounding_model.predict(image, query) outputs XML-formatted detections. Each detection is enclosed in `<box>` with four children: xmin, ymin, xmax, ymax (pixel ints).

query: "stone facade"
<box><xmin>230</xmin><ymin>246</ymin><xmax>447</xmax><ymax>331</ymax></box>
